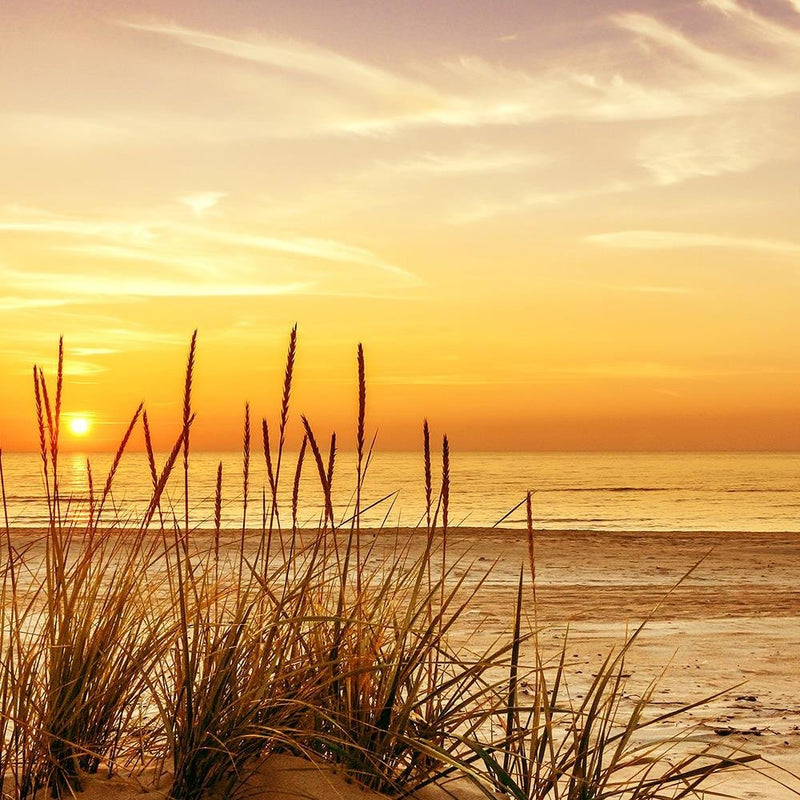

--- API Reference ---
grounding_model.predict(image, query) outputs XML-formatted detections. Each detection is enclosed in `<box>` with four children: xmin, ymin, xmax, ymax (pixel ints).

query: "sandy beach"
<box><xmin>5</xmin><ymin>525</ymin><xmax>798</xmax><ymax>799</ymax></box>
<box><xmin>434</xmin><ymin>528</ymin><xmax>800</xmax><ymax>800</ymax></box>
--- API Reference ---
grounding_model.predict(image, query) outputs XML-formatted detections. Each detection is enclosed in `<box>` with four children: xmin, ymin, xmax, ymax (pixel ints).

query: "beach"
<box><xmin>439</xmin><ymin>528</ymin><xmax>800</xmax><ymax>800</ymax></box>
<box><xmin>5</xmin><ymin>526</ymin><xmax>799</xmax><ymax>799</ymax></box>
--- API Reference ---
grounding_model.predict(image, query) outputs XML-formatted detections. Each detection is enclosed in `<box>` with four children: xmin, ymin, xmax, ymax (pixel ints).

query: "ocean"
<box><xmin>1</xmin><ymin>450</ymin><xmax>798</xmax><ymax>532</ymax></box>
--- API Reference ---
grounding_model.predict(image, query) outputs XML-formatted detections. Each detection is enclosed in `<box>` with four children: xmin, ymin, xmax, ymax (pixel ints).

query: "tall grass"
<box><xmin>0</xmin><ymin>330</ymin><xmax>772</xmax><ymax>800</ymax></box>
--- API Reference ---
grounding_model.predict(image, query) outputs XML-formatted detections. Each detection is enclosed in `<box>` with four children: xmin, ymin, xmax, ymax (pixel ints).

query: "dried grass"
<box><xmin>0</xmin><ymin>331</ymin><xmax>772</xmax><ymax>800</ymax></box>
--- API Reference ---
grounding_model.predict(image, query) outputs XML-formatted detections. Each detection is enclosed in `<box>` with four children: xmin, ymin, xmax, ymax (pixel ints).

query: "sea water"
<box><xmin>1</xmin><ymin>451</ymin><xmax>798</xmax><ymax>532</ymax></box>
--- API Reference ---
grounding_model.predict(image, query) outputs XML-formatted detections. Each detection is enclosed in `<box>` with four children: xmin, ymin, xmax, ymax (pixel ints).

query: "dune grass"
<box><xmin>0</xmin><ymin>331</ymin><xmax>769</xmax><ymax>799</ymax></box>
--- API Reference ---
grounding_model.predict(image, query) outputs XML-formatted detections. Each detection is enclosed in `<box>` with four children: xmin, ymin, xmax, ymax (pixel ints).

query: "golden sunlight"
<box><xmin>1</xmin><ymin>4</ymin><xmax>800</xmax><ymax>797</ymax></box>
<box><xmin>67</xmin><ymin>415</ymin><xmax>91</xmax><ymax>436</ymax></box>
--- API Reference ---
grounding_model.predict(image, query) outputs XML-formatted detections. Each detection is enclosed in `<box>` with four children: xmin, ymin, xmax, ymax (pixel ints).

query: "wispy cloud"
<box><xmin>4</xmin><ymin>1</ymin><xmax>794</xmax><ymax>199</ymax></box>
<box><xmin>114</xmin><ymin>5</ymin><xmax>800</xmax><ymax>142</ymax></box>
<box><xmin>635</xmin><ymin>116</ymin><xmax>794</xmax><ymax>185</ymax></box>
<box><xmin>367</xmin><ymin>358</ymin><xmax>794</xmax><ymax>386</ymax></box>
<box><xmin>587</xmin><ymin>230</ymin><xmax>800</xmax><ymax>254</ymax></box>
<box><xmin>703</xmin><ymin>0</ymin><xmax>800</xmax><ymax>48</ymax></box>
<box><xmin>0</xmin><ymin>217</ymin><xmax>155</xmax><ymax>243</ymax></box>
<box><xmin>180</xmin><ymin>192</ymin><xmax>226</xmax><ymax>217</ymax></box>
<box><xmin>450</xmin><ymin>181</ymin><xmax>632</xmax><ymax>224</ymax></box>
<box><xmin>0</xmin><ymin>296</ymin><xmax>74</xmax><ymax>311</ymax></box>
<box><xmin>376</xmin><ymin>149</ymin><xmax>546</xmax><ymax>176</ymax></box>
<box><xmin>550</xmin><ymin>361</ymin><xmax>700</xmax><ymax>380</ymax></box>
<box><xmin>121</xmin><ymin>20</ymin><xmax>441</xmax><ymax>126</ymax></box>
<box><xmin>0</xmin><ymin>319</ymin><xmax>191</xmax><ymax>357</ymax></box>
<box><xmin>2</xmin><ymin>112</ymin><xmax>136</xmax><ymax>147</ymax></box>
<box><xmin>0</xmin><ymin>207</ymin><xmax>420</xmax><ymax>301</ymax></box>
<box><xmin>546</xmin><ymin>361</ymin><xmax>800</xmax><ymax>380</ymax></box>
<box><xmin>1</xmin><ymin>266</ymin><xmax>310</xmax><ymax>299</ymax></box>
<box><xmin>123</xmin><ymin>21</ymin><xmax>437</xmax><ymax>100</ymax></box>
<box><xmin>613</xmin><ymin>12</ymin><xmax>767</xmax><ymax>90</ymax></box>
<box><xmin>1</xmin><ymin>348</ymin><xmax>107</xmax><ymax>377</ymax></box>
<box><xmin>613</xmin><ymin>285</ymin><xmax>695</xmax><ymax>295</ymax></box>
<box><xmin>0</xmin><ymin>209</ymin><xmax>414</xmax><ymax>279</ymax></box>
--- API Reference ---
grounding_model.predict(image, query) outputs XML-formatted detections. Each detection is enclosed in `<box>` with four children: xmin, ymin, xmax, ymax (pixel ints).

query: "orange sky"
<box><xmin>1</xmin><ymin>0</ymin><xmax>799</xmax><ymax>452</ymax></box>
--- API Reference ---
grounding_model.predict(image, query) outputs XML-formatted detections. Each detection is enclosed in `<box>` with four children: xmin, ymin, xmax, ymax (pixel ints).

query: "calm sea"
<box><xmin>0</xmin><ymin>451</ymin><xmax>798</xmax><ymax>532</ymax></box>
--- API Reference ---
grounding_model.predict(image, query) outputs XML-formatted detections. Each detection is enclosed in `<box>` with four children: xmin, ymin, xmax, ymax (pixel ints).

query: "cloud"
<box><xmin>376</xmin><ymin>150</ymin><xmax>546</xmax><ymax>176</ymax></box>
<box><xmin>1</xmin><ymin>112</ymin><xmax>135</xmax><ymax>148</ymax></box>
<box><xmin>369</xmin><ymin>358</ymin><xmax>791</xmax><ymax>386</ymax></box>
<box><xmin>546</xmin><ymin>361</ymin><xmax>800</xmax><ymax>380</ymax></box>
<box><xmin>57</xmin><ymin>243</ymin><xmax>231</xmax><ymax>277</ymax></box>
<box><xmin>0</xmin><ymin>348</ymin><xmax>107</xmax><ymax>377</ymax></box>
<box><xmin>123</xmin><ymin>21</ymin><xmax>429</xmax><ymax>96</ymax></box>
<box><xmin>116</xmin><ymin>9</ymin><xmax>800</xmax><ymax>141</ymax></box>
<box><xmin>5</xmin><ymin>2</ymin><xmax>789</xmax><ymax>160</ymax></box>
<box><xmin>0</xmin><ymin>296</ymin><xmax>74</xmax><ymax>311</ymax></box>
<box><xmin>615</xmin><ymin>285</ymin><xmax>695</xmax><ymax>295</ymax></box>
<box><xmin>551</xmin><ymin>361</ymin><xmax>701</xmax><ymax>380</ymax></box>
<box><xmin>0</xmin><ymin>209</ymin><xmax>414</xmax><ymax>280</ymax></box>
<box><xmin>613</xmin><ymin>12</ymin><xmax>762</xmax><ymax>88</ymax></box>
<box><xmin>71</xmin><ymin>348</ymin><xmax>117</xmax><ymax>356</ymax></box>
<box><xmin>0</xmin><ymin>207</ymin><xmax>419</xmax><ymax>301</ymax></box>
<box><xmin>703</xmin><ymin>0</ymin><xmax>800</xmax><ymax>48</ymax></box>
<box><xmin>635</xmin><ymin>117</ymin><xmax>794</xmax><ymax>185</ymax></box>
<box><xmin>0</xmin><ymin>320</ymin><xmax>194</xmax><ymax>370</ymax></box>
<box><xmin>121</xmin><ymin>20</ymin><xmax>441</xmax><ymax>120</ymax></box>
<box><xmin>1</xmin><ymin>266</ymin><xmax>310</xmax><ymax>299</ymax></box>
<box><xmin>587</xmin><ymin>230</ymin><xmax>800</xmax><ymax>254</ymax></box>
<box><xmin>180</xmin><ymin>192</ymin><xmax>226</xmax><ymax>217</ymax></box>
<box><xmin>1</xmin><ymin>0</ymin><xmax>797</xmax><ymax>252</ymax></box>
<box><xmin>190</xmin><ymin>226</ymin><xmax>415</xmax><ymax>281</ymax></box>
<box><xmin>449</xmin><ymin>181</ymin><xmax>632</xmax><ymax>224</ymax></box>
<box><xmin>0</xmin><ymin>217</ymin><xmax>155</xmax><ymax>244</ymax></box>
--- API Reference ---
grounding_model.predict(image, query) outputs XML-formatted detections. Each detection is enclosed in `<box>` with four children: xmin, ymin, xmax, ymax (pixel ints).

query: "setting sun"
<box><xmin>68</xmin><ymin>416</ymin><xmax>91</xmax><ymax>436</ymax></box>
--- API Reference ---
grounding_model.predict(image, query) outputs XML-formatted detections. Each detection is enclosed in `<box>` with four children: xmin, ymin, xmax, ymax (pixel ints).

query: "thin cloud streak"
<box><xmin>375</xmin><ymin>150</ymin><xmax>547</xmax><ymax>176</ymax></box>
<box><xmin>0</xmin><ymin>214</ymin><xmax>409</xmax><ymax>277</ymax></box>
<box><xmin>587</xmin><ymin>230</ymin><xmax>800</xmax><ymax>254</ymax></box>
<box><xmin>364</xmin><ymin>360</ymin><xmax>798</xmax><ymax>386</ymax></box>
<box><xmin>1</xmin><ymin>349</ymin><xmax>107</xmax><ymax>377</ymax></box>
<box><xmin>0</xmin><ymin>266</ymin><xmax>311</xmax><ymax>299</ymax></box>
<box><xmin>635</xmin><ymin>117</ymin><xmax>794</xmax><ymax>185</ymax></box>
<box><xmin>617</xmin><ymin>285</ymin><xmax>695</xmax><ymax>295</ymax></box>
<box><xmin>450</xmin><ymin>181</ymin><xmax>632</xmax><ymax>224</ymax></box>
<box><xmin>121</xmin><ymin>20</ymin><xmax>441</xmax><ymax>113</ymax></box>
<box><xmin>0</xmin><ymin>297</ymin><xmax>75</xmax><ymax>311</ymax></box>
<box><xmin>0</xmin><ymin>207</ymin><xmax>421</xmax><ymax>299</ymax></box>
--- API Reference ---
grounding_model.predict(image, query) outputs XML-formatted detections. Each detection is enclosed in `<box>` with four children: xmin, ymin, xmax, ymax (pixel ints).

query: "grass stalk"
<box><xmin>0</xmin><ymin>329</ymin><xmax>778</xmax><ymax>800</ymax></box>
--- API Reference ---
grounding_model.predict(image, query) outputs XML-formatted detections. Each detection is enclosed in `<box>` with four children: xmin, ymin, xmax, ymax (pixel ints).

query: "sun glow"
<box><xmin>68</xmin><ymin>416</ymin><xmax>91</xmax><ymax>436</ymax></box>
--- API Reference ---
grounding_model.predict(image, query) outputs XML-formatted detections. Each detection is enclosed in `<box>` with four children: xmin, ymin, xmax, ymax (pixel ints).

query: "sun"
<box><xmin>68</xmin><ymin>416</ymin><xmax>91</xmax><ymax>436</ymax></box>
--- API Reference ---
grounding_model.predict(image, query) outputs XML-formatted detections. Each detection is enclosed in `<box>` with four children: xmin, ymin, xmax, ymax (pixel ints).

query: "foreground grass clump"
<box><xmin>0</xmin><ymin>331</ymin><xmax>762</xmax><ymax>799</ymax></box>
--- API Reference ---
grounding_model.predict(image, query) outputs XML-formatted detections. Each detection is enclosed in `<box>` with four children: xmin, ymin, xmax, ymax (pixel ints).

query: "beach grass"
<box><xmin>0</xmin><ymin>331</ymin><xmax>766</xmax><ymax>799</ymax></box>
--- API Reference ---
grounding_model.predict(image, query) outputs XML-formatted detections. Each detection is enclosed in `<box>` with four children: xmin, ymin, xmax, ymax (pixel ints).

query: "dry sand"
<box><xmin>435</xmin><ymin>528</ymin><xmax>800</xmax><ymax>800</ymax></box>
<box><xmin>8</xmin><ymin>527</ymin><xmax>800</xmax><ymax>799</ymax></box>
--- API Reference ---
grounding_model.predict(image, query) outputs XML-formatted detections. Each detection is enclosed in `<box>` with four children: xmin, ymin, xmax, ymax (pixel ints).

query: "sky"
<box><xmin>1</xmin><ymin>0</ymin><xmax>799</xmax><ymax>452</ymax></box>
